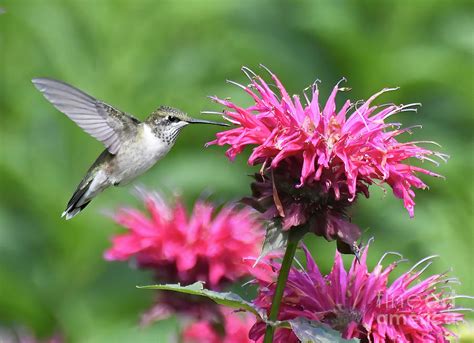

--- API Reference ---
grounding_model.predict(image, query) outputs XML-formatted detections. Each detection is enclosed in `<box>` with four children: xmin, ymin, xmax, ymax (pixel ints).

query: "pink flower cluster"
<box><xmin>105</xmin><ymin>190</ymin><xmax>263</xmax><ymax>288</ymax></box>
<box><xmin>208</xmin><ymin>67</ymin><xmax>446</xmax><ymax>217</ymax></box>
<box><xmin>250</xmin><ymin>244</ymin><xmax>464</xmax><ymax>342</ymax></box>
<box><xmin>104</xmin><ymin>190</ymin><xmax>267</xmax><ymax>339</ymax></box>
<box><xmin>100</xmin><ymin>68</ymin><xmax>465</xmax><ymax>343</ymax></box>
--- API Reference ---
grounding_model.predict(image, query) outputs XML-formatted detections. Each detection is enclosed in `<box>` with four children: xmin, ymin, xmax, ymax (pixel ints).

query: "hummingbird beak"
<box><xmin>186</xmin><ymin>118</ymin><xmax>230</xmax><ymax>127</ymax></box>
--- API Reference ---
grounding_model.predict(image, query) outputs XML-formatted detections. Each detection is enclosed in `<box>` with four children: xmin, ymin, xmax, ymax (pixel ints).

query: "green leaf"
<box><xmin>288</xmin><ymin>318</ymin><xmax>360</xmax><ymax>343</ymax></box>
<box><xmin>138</xmin><ymin>281</ymin><xmax>265</xmax><ymax>319</ymax></box>
<box><xmin>254</xmin><ymin>220</ymin><xmax>310</xmax><ymax>266</ymax></box>
<box><xmin>254</xmin><ymin>220</ymin><xmax>288</xmax><ymax>266</ymax></box>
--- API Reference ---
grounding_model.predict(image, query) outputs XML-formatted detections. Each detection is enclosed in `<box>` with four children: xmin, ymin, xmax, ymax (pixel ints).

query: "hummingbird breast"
<box><xmin>109</xmin><ymin>123</ymin><xmax>172</xmax><ymax>185</ymax></box>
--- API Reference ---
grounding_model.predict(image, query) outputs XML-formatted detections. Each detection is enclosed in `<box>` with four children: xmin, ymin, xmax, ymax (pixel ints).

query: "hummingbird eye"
<box><xmin>167</xmin><ymin>115</ymin><xmax>180</xmax><ymax>123</ymax></box>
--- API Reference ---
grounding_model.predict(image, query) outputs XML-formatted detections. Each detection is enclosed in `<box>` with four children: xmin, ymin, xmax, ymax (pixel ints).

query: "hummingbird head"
<box><xmin>147</xmin><ymin>106</ymin><xmax>229</xmax><ymax>127</ymax></box>
<box><xmin>146</xmin><ymin>106</ymin><xmax>229</xmax><ymax>143</ymax></box>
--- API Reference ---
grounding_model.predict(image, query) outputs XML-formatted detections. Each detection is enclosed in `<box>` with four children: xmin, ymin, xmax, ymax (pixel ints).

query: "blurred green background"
<box><xmin>0</xmin><ymin>0</ymin><xmax>473</xmax><ymax>341</ymax></box>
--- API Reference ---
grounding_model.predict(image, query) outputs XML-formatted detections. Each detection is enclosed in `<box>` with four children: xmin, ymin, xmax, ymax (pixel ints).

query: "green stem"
<box><xmin>263</xmin><ymin>231</ymin><xmax>299</xmax><ymax>343</ymax></box>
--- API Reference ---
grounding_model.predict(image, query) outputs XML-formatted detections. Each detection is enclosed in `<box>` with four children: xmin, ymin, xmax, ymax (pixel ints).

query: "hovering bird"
<box><xmin>32</xmin><ymin>78</ymin><xmax>228</xmax><ymax>219</ymax></box>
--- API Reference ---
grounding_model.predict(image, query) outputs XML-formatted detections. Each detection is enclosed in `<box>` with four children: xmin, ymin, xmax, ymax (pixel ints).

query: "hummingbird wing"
<box><xmin>32</xmin><ymin>78</ymin><xmax>140</xmax><ymax>155</ymax></box>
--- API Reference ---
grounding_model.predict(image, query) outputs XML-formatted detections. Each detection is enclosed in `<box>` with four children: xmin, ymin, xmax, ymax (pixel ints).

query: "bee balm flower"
<box><xmin>250</xmin><ymin>244</ymin><xmax>466</xmax><ymax>342</ymax></box>
<box><xmin>104</xmin><ymin>190</ymin><xmax>264</xmax><ymax>324</ymax></box>
<box><xmin>207</xmin><ymin>67</ymin><xmax>446</xmax><ymax>252</ymax></box>
<box><xmin>105</xmin><ymin>190</ymin><xmax>263</xmax><ymax>288</ymax></box>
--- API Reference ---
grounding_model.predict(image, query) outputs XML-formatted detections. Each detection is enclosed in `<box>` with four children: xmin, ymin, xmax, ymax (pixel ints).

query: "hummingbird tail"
<box><xmin>62</xmin><ymin>202</ymin><xmax>91</xmax><ymax>220</ymax></box>
<box><xmin>62</xmin><ymin>179</ymin><xmax>93</xmax><ymax>220</ymax></box>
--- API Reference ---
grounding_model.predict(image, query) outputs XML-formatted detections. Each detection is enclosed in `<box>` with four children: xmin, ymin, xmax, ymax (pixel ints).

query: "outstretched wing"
<box><xmin>32</xmin><ymin>78</ymin><xmax>140</xmax><ymax>155</ymax></box>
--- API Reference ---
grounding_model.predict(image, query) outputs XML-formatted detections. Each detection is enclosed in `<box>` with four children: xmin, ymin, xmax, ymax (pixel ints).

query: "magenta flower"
<box><xmin>182</xmin><ymin>307</ymin><xmax>262</xmax><ymax>343</ymax></box>
<box><xmin>208</xmin><ymin>67</ymin><xmax>446</xmax><ymax>218</ymax></box>
<box><xmin>250</xmin><ymin>244</ymin><xmax>465</xmax><ymax>342</ymax></box>
<box><xmin>105</xmin><ymin>190</ymin><xmax>263</xmax><ymax>288</ymax></box>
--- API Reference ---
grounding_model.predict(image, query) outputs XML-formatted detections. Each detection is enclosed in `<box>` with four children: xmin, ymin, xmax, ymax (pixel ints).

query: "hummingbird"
<box><xmin>32</xmin><ymin>78</ymin><xmax>229</xmax><ymax>220</ymax></box>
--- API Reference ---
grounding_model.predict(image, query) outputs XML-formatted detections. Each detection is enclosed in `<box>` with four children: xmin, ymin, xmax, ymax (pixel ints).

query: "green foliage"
<box><xmin>0</xmin><ymin>0</ymin><xmax>472</xmax><ymax>341</ymax></box>
<box><xmin>139</xmin><ymin>282</ymin><xmax>264</xmax><ymax>318</ymax></box>
<box><xmin>288</xmin><ymin>318</ymin><xmax>359</xmax><ymax>343</ymax></box>
<box><xmin>256</xmin><ymin>220</ymin><xmax>288</xmax><ymax>265</ymax></box>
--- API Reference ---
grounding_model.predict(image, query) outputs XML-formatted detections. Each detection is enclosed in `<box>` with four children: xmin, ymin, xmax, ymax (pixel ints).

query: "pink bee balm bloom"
<box><xmin>183</xmin><ymin>307</ymin><xmax>262</xmax><ymax>343</ymax></box>
<box><xmin>250</xmin><ymin>244</ymin><xmax>466</xmax><ymax>342</ymax></box>
<box><xmin>207</xmin><ymin>67</ymin><xmax>447</xmax><ymax>218</ymax></box>
<box><xmin>104</xmin><ymin>190</ymin><xmax>263</xmax><ymax>288</ymax></box>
